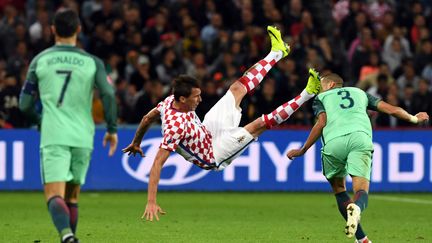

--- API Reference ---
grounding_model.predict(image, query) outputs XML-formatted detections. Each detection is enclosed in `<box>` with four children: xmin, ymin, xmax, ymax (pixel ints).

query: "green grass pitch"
<box><xmin>0</xmin><ymin>192</ymin><xmax>431</xmax><ymax>242</ymax></box>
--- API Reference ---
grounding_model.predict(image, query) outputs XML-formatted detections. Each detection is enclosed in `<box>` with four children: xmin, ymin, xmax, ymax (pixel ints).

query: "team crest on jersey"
<box><xmin>237</xmin><ymin>135</ymin><xmax>246</xmax><ymax>143</ymax></box>
<box><xmin>106</xmin><ymin>75</ymin><xmax>113</xmax><ymax>85</ymax></box>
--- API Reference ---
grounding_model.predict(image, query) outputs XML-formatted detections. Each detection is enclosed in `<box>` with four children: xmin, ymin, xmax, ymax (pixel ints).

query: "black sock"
<box><xmin>66</xmin><ymin>202</ymin><xmax>78</xmax><ymax>234</ymax></box>
<box><xmin>335</xmin><ymin>191</ymin><xmax>366</xmax><ymax>240</ymax></box>
<box><xmin>354</xmin><ymin>190</ymin><xmax>368</xmax><ymax>211</ymax></box>
<box><xmin>47</xmin><ymin>196</ymin><xmax>72</xmax><ymax>237</ymax></box>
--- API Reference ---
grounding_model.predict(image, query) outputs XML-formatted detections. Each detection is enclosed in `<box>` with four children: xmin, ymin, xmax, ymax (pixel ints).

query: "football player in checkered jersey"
<box><xmin>122</xmin><ymin>26</ymin><xmax>321</xmax><ymax>221</ymax></box>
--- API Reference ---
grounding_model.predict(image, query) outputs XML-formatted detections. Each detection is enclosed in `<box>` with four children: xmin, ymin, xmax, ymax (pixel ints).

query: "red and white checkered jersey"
<box><xmin>156</xmin><ymin>95</ymin><xmax>216</xmax><ymax>169</ymax></box>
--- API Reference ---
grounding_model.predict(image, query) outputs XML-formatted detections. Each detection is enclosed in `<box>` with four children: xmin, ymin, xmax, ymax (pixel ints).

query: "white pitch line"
<box><xmin>372</xmin><ymin>195</ymin><xmax>432</xmax><ymax>205</ymax></box>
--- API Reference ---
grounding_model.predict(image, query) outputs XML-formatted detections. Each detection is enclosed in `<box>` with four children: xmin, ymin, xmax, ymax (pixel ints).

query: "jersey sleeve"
<box><xmin>366</xmin><ymin>92</ymin><xmax>381</xmax><ymax>111</ymax></box>
<box><xmin>156</xmin><ymin>100</ymin><xmax>164</xmax><ymax>112</ymax></box>
<box><xmin>160</xmin><ymin>117</ymin><xmax>186</xmax><ymax>151</ymax></box>
<box><xmin>19</xmin><ymin>57</ymin><xmax>41</xmax><ymax>124</ymax></box>
<box><xmin>93</xmin><ymin>56</ymin><xmax>118</xmax><ymax>133</ymax></box>
<box><xmin>312</xmin><ymin>97</ymin><xmax>326</xmax><ymax>116</ymax></box>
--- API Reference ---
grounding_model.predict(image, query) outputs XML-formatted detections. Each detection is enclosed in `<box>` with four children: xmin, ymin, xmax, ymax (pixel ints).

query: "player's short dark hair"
<box><xmin>53</xmin><ymin>8</ymin><xmax>80</xmax><ymax>38</ymax></box>
<box><xmin>322</xmin><ymin>73</ymin><xmax>344</xmax><ymax>87</ymax></box>
<box><xmin>172</xmin><ymin>75</ymin><xmax>200</xmax><ymax>101</ymax></box>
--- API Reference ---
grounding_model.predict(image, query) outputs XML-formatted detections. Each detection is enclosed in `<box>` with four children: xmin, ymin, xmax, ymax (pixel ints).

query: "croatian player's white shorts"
<box><xmin>203</xmin><ymin>90</ymin><xmax>255</xmax><ymax>170</ymax></box>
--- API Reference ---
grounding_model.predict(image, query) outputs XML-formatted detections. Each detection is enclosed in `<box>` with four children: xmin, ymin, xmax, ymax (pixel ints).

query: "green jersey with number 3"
<box><xmin>24</xmin><ymin>44</ymin><xmax>117</xmax><ymax>148</ymax></box>
<box><xmin>312</xmin><ymin>87</ymin><xmax>381</xmax><ymax>143</ymax></box>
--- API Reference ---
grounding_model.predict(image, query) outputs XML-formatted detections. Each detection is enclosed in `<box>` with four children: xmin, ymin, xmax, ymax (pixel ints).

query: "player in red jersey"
<box><xmin>123</xmin><ymin>26</ymin><xmax>321</xmax><ymax>221</ymax></box>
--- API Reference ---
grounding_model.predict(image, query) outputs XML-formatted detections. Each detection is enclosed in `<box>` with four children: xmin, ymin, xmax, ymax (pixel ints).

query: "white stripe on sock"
<box><xmin>264</xmin><ymin>50</ymin><xmax>282</xmax><ymax>62</ymax></box>
<box><xmin>62</xmin><ymin>233</ymin><xmax>74</xmax><ymax>241</ymax></box>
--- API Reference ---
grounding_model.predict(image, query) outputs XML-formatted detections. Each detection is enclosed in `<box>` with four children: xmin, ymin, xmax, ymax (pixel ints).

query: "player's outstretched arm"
<box><xmin>142</xmin><ymin>148</ymin><xmax>170</xmax><ymax>222</ymax></box>
<box><xmin>377</xmin><ymin>101</ymin><xmax>429</xmax><ymax>124</ymax></box>
<box><xmin>123</xmin><ymin>108</ymin><xmax>160</xmax><ymax>157</ymax></box>
<box><xmin>287</xmin><ymin>112</ymin><xmax>327</xmax><ymax>160</ymax></box>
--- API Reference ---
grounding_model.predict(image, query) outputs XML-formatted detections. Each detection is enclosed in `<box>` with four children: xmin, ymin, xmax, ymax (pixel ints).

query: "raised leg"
<box><xmin>230</xmin><ymin>26</ymin><xmax>290</xmax><ymax>108</ymax></box>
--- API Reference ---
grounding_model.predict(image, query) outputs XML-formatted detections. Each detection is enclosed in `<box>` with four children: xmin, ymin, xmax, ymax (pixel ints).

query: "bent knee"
<box><xmin>229</xmin><ymin>81</ymin><xmax>247</xmax><ymax>96</ymax></box>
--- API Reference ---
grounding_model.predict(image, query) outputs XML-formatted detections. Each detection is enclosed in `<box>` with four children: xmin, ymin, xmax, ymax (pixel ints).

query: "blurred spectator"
<box><xmin>396</xmin><ymin>61</ymin><xmax>420</xmax><ymax>97</ymax></box>
<box><xmin>29</xmin><ymin>9</ymin><xmax>50</xmax><ymax>44</ymax></box>
<box><xmin>358</xmin><ymin>51</ymin><xmax>380</xmax><ymax>82</ymax></box>
<box><xmin>414</xmin><ymin>39</ymin><xmax>432</xmax><ymax>73</ymax></box>
<box><xmin>382</xmin><ymin>37</ymin><xmax>410</xmax><ymax>74</ymax></box>
<box><xmin>376</xmin><ymin>92</ymin><xmax>401</xmax><ymax>127</ymax></box>
<box><xmin>143</xmin><ymin>9</ymin><xmax>167</xmax><ymax>49</ymax></box>
<box><xmin>283</xmin><ymin>0</ymin><xmax>303</xmax><ymax>34</ymax></box>
<box><xmin>0</xmin><ymin>4</ymin><xmax>25</xmax><ymax>59</ymax></box>
<box><xmin>105</xmin><ymin>53</ymin><xmax>122</xmax><ymax>84</ymax></box>
<box><xmin>7</xmin><ymin>41</ymin><xmax>30</xmax><ymax>82</ymax></box>
<box><xmin>33</xmin><ymin>25</ymin><xmax>54</xmax><ymax>54</ymax></box>
<box><xmin>185</xmin><ymin>51</ymin><xmax>217</xmax><ymax>81</ymax></box>
<box><xmin>375</xmin><ymin>11</ymin><xmax>395</xmax><ymax>43</ymax></box>
<box><xmin>0</xmin><ymin>111</ymin><xmax>13</xmax><ymax>129</ymax></box>
<box><xmin>156</xmin><ymin>47</ymin><xmax>186</xmax><ymax>87</ymax></box>
<box><xmin>132</xmin><ymin>80</ymin><xmax>164</xmax><ymax>123</ymax></box>
<box><xmin>410</xmin><ymin>14</ymin><xmax>427</xmax><ymax>46</ymax></box>
<box><xmin>0</xmin><ymin>0</ymin><xmax>427</xmax><ymax>128</ymax></box>
<box><xmin>89</xmin><ymin>0</ymin><xmax>116</xmax><ymax>30</ymax></box>
<box><xmin>367</xmin><ymin>0</ymin><xmax>392</xmax><ymax>30</ymax></box>
<box><xmin>129</xmin><ymin>54</ymin><xmax>157</xmax><ymax>91</ymax></box>
<box><xmin>383</xmin><ymin>26</ymin><xmax>412</xmax><ymax>61</ymax></box>
<box><xmin>367</xmin><ymin>73</ymin><xmax>390</xmax><ymax>99</ymax></box>
<box><xmin>332</xmin><ymin>0</ymin><xmax>350</xmax><ymax>25</ymax></box>
<box><xmin>201</xmin><ymin>12</ymin><xmax>223</xmax><ymax>45</ymax></box>
<box><xmin>412</xmin><ymin>79</ymin><xmax>432</xmax><ymax>116</ymax></box>
<box><xmin>195</xmin><ymin>80</ymin><xmax>220</xmax><ymax>120</ymax></box>
<box><xmin>349</xmin><ymin>27</ymin><xmax>380</xmax><ymax>82</ymax></box>
<box><xmin>252</xmin><ymin>78</ymin><xmax>281</xmax><ymax>119</ymax></box>
<box><xmin>341</xmin><ymin>8</ymin><xmax>369</xmax><ymax>50</ymax></box>
<box><xmin>0</xmin><ymin>74</ymin><xmax>28</xmax><ymax>127</ymax></box>
<box><xmin>422</xmin><ymin>61</ymin><xmax>432</xmax><ymax>84</ymax></box>
<box><xmin>181</xmin><ymin>23</ymin><xmax>203</xmax><ymax>59</ymax></box>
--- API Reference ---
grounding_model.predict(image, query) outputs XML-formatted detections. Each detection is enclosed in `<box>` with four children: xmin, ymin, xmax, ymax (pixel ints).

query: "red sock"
<box><xmin>67</xmin><ymin>202</ymin><xmax>78</xmax><ymax>234</ymax></box>
<box><xmin>239</xmin><ymin>51</ymin><xmax>283</xmax><ymax>94</ymax></box>
<box><xmin>262</xmin><ymin>90</ymin><xmax>314</xmax><ymax>129</ymax></box>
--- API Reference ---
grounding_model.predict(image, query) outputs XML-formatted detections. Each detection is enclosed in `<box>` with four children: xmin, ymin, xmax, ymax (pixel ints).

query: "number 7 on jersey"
<box><xmin>56</xmin><ymin>70</ymin><xmax>72</xmax><ymax>107</ymax></box>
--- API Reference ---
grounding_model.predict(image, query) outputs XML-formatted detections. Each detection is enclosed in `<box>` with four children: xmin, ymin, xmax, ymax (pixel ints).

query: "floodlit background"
<box><xmin>0</xmin><ymin>0</ymin><xmax>431</xmax><ymax>242</ymax></box>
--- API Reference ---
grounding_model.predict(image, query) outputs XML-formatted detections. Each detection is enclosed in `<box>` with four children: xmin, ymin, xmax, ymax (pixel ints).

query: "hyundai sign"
<box><xmin>0</xmin><ymin>129</ymin><xmax>431</xmax><ymax>191</ymax></box>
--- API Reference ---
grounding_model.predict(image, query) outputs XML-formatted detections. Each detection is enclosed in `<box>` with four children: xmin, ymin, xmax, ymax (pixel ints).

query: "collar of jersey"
<box><xmin>55</xmin><ymin>43</ymin><xmax>76</xmax><ymax>47</ymax></box>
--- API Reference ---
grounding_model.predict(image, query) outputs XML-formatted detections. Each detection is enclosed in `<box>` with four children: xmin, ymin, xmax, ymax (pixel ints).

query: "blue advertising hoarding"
<box><xmin>0</xmin><ymin>128</ymin><xmax>431</xmax><ymax>191</ymax></box>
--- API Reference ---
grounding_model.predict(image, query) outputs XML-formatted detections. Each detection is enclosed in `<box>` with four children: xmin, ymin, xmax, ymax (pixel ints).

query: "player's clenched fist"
<box><xmin>415</xmin><ymin>112</ymin><xmax>429</xmax><ymax>123</ymax></box>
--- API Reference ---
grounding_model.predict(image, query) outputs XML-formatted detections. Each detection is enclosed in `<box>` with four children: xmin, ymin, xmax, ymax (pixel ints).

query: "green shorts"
<box><xmin>40</xmin><ymin>145</ymin><xmax>92</xmax><ymax>185</ymax></box>
<box><xmin>321</xmin><ymin>132</ymin><xmax>373</xmax><ymax>180</ymax></box>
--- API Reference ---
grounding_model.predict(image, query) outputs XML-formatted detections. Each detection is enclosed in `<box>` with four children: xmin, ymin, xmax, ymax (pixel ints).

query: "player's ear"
<box><xmin>76</xmin><ymin>25</ymin><xmax>81</xmax><ymax>35</ymax></box>
<box><xmin>330</xmin><ymin>81</ymin><xmax>336</xmax><ymax>89</ymax></box>
<box><xmin>179</xmin><ymin>96</ymin><xmax>187</xmax><ymax>103</ymax></box>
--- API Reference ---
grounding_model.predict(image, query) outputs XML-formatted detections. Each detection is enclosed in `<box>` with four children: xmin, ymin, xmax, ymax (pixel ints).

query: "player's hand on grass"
<box><xmin>122</xmin><ymin>143</ymin><xmax>144</xmax><ymax>157</ymax></box>
<box><xmin>287</xmin><ymin>148</ymin><xmax>306</xmax><ymax>160</ymax></box>
<box><xmin>103</xmin><ymin>132</ymin><xmax>118</xmax><ymax>156</ymax></box>
<box><xmin>142</xmin><ymin>202</ymin><xmax>166</xmax><ymax>222</ymax></box>
<box><xmin>415</xmin><ymin>112</ymin><xmax>429</xmax><ymax>124</ymax></box>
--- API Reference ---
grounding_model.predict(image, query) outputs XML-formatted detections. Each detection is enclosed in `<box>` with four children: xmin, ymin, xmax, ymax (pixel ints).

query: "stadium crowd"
<box><xmin>0</xmin><ymin>0</ymin><xmax>431</xmax><ymax>129</ymax></box>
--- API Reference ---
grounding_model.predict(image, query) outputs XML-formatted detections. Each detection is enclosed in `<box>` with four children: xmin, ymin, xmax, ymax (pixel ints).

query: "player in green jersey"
<box><xmin>19</xmin><ymin>9</ymin><xmax>118</xmax><ymax>243</ymax></box>
<box><xmin>287</xmin><ymin>73</ymin><xmax>429</xmax><ymax>243</ymax></box>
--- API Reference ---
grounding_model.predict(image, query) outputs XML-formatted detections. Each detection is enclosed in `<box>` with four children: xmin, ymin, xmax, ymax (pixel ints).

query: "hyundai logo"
<box><xmin>122</xmin><ymin>138</ymin><xmax>209</xmax><ymax>185</ymax></box>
